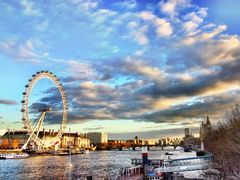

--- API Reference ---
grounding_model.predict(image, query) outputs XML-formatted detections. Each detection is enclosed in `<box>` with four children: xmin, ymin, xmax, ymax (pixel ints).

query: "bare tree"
<box><xmin>204</xmin><ymin>105</ymin><xmax>240</xmax><ymax>179</ymax></box>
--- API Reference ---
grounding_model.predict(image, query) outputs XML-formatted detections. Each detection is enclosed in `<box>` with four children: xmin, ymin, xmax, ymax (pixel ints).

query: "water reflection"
<box><xmin>0</xmin><ymin>150</ymin><xmax>198</xmax><ymax>179</ymax></box>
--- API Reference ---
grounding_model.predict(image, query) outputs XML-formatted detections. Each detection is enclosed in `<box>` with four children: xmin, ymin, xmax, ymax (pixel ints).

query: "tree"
<box><xmin>204</xmin><ymin>105</ymin><xmax>240</xmax><ymax>179</ymax></box>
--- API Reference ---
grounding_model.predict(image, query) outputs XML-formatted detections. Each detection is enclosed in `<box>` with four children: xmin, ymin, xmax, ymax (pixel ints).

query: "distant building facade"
<box><xmin>200</xmin><ymin>116</ymin><xmax>211</xmax><ymax>139</ymax></box>
<box><xmin>158</xmin><ymin>137</ymin><xmax>182</xmax><ymax>147</ymax></box>
<box><xmin>61</xmin><ymin>132</ymin><xmax>90</xmax><ymax>149</ymax></box>
<box><xmin>0</xmin><ymin>129</ymin><xmax>90</xmax><ymax>149</ymax></box>
<box><xmin>183</xmin><ymin>128</ymin><xmax>194</xmax><ymax>145</ymax></box>
<box><xmin>0</xmin><ymin>130</ymin><xmax>28</xmax><ymax>149</ymax></box>
<box><xmin>87</xmin><ymin>132</ymin><xmax>108</xmax><ymax>145</ymax></box>
<box><xmin>200</xmin><ymin>116</ymin><xmax>211</xmax><ymax>149</ymax></box>
<box><xmin>183</xmin><ymin>128</ymin><xmax>201</xmax><ymax>147</ymax></box>
<box><xmin>185</xmin><ymin>128</ymin><xmax>190</xmax><ymax>137</ymax></box>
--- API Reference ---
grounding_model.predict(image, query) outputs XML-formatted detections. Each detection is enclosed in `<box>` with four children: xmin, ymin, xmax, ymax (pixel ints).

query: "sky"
<box><xmin>0</xmin><ymin>0</ymin><xmax>240</xmax><ymax>140</ymax></box>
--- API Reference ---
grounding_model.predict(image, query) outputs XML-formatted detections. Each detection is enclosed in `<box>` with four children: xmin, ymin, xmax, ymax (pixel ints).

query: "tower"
<box><xmin>200</xmin><ymin>116</ymin><xmax>211</xmax><ymax>149</ymax></box>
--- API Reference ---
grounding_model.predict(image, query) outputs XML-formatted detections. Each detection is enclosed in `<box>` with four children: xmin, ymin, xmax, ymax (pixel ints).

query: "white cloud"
<box><xmin>159</xmin><ymin>0</ymin><xmax>190</xmax><ymax>17</ymax></box>
<box><xmin>155</xmin><ymin>18</ymin><xmax>173</xmax><ymax>37</ymax></box>
<box><xmin>36</xmin><ymin>21</ymin><xmax>49</xmax><ymax>31</ymax></box>
<box><xmin>124</xmin><ymin>57</ymin><xmax>166</xmax><ymax>81</ymax></box>
<box><xmin>63</xmin><ymin>60</ymin><xmax>100</xmax><ymax>81</ymax></box>
<box><xmin>113</xmin><ymin>0</ymin><xmax>137</xmax><ymax>10</ymax></box>
<box><xmin>182</xmin><ymin>8</ymin><xmax>208</xmax><ymax>34</ymax></box>
<box><xmin>71</xmin><ymin>0</ymin><xmax>98</xmax><ymax>11</ymax></box>
<box><xmin>127</xmin><ymin>21</ymin><xmax>149</xmax><ymax>45</ymax></box>
<box><xmin>134</xmin><ymin>50</ymin><xmax>145</xmax><ymax>56</ymax></box>
<box><xmin>0</xmin><ymin>38</ymin><xmax>46</xmax><ymax>63</ymax></box>
<box><xmin>181</xmin><ymin>25</ymin><xmax>227</xmax><ymax>45</ymax></box>
<box><xmin>139</xmin><ymin>11</ymin><xmax>173</xmax><ymax>38</ymax></box>
<box><xmin>20</xmin><ymin>0</ymin><xmax>41</xmax><ymax>16</ymax></box>
<box><xmin>93</xmin><ymin>9</ymin><xmax>118</xmax><ymax>23</ymax></box>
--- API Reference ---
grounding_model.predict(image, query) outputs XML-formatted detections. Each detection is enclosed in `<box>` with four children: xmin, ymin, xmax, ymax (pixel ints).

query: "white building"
<box><xmin>87</xmin><ymin>132</ymin><xmax>108</xmax><ymax>145</ymax></box>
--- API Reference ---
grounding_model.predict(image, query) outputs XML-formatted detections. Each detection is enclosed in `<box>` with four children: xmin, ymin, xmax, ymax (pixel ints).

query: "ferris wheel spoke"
<box><xmin>21</xmin><ymin>71</ymin><xmax>68</xmax><ymax>150</ymax></box>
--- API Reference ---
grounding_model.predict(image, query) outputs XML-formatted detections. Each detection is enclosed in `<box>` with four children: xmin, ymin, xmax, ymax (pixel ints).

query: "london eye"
<box><xmin>21</xmin><ymin>71</ymin><xmax>68</xmax><ymax>150</ymax></box>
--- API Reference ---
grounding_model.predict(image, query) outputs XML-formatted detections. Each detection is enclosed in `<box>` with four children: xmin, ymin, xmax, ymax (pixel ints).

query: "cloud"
<box><xmin>61</xmin><ymin>60</ymin><xmax>100</xmax><ymax>82</ymax></box>
<box><xmin>83</xmin><ymin>126</ymin><xmax>104</xmax><ymax>131</ymax></box>
<box><xmin>0</xmin><ymin>99</ymin><xmax>17</xmax><ymax>105</ymax></box>
<box><xmin>33</xmin><ymin>47</ymin><xmax>240</xmax><ymax>126</ymax></box>
<box><xmin>71</xmin><ymin>0</ymin><xmax>98</xmax><ymax>12</ymax></box>
<box><xmin>182</xmin><ymin>9</ymin><xmax>207</xmax><ymax>34</ymax></box>
<box><xmin>139</xmin><ymin>11</ymin><xmax>173</xmax><ymax>38</ymax></box>
<box><xmin>159</xmin><ymin>0</ymin><xmax>191</xmax><ymax>17</ymax></box>
<box><xmin>112</xmin><ymin>0</ymin><xmax>137</xmax><ymax>10</ymax></box>
<box><xmin>3</xmin><ymin>0</ymin><xmax>239</xmax><ymax>133</ymax></box>
<box><xmin>35</xmin><ymin>20</ymin><xmax>49</xmax><ymax>31</ymax></box>
<box><xmin>0</xmin><ymin>38</ymin><xmax>44</xmax><ymax>63</ymax></box>
<box><xmin>20</xmin><ymin>0</ymin><xmax>41</xmax><ymax>16</ymax></box>
<box><xmin>127</xmin><ymin>21</ymin><xmax>149</xmax><ymax>45</ymax></box>
<box><xmin>109</xmin><ymin>127</ymin><xmax>199</xmax><ymax>139</ymax></box>
<box><xmin>136</xmin><ymin>91</ymin><xmax>240</xmax><ymax>123</ymax></box>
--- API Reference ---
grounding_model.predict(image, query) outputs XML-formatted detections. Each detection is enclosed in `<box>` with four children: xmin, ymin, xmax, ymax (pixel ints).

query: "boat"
<box><xmin>79</xmin><ymin>150</ymin><xmax>89</xmax><ymax>154</ymax></box>
<box><xmin>175</xmin><ymin>146</ymin><xmax>183</xmax><ymax>151</ymax></box>
<box><xmin>53</xmin><ymin>151</ymin><xmax>70</xmax><ymax>156</ymax></box>
<box><xmin>134</xmin><ymin>147</ymin><xmax>142</xmax><ymax>151</ymax></box>
<box><xmin>85</xmin><ymin>146</ymin><xmax>96</xmax><ymax>151</ymax></box>
<box><xmin>0</xmin><ymin>153</ymin><xmax>29</xmax><ymax>159</ymax></box>
<box><xmin>183</xmin><ymin>145</ymin><xmax>192</xmax><ymax>152</ymax></box>
<box><xmin>165</xmin><ymin>151</ymin><xmax>173</xmax><ymax>155</ymax></box>
<box><xmin>122</xmin><ymin>147</ymin><xmax>133</xmax><ymax>151</ymax></box>
<box><xmin>149</xmin><ymin>146</ymin><xmax>162</xmax><ymax>151</ymax></box>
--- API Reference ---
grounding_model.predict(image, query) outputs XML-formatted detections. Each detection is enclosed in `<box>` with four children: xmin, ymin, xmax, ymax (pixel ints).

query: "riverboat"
<box><xmin>80</xmin><ymin>149</ymin><xmax>89</xmax><ymax>154</ymax></box>
<box><xmin>165</xmin><ymin>151</ymin><xmax>173</xmax><ymax>155</ymax></box>
<box><xmin>0</xmin><ymin>153</ymin><xmax>29</xmax><ymax>159</ymax></box>
<box><xmin>122</xmin><ymin>147</ymin><xmax>133</xmax><ymax>151</ymax></box>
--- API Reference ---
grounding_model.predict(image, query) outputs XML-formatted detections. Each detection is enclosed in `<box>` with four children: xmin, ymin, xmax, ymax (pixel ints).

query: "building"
<box><xmin>185</xmin><ymin>128</ymin><xmax>190</xmax><ymax>137</ymax></box>
<box><xmin>87</xmin><ymin>132</ymin><xmax>108</xmax><ymax>145</ymax></box>
<box><xmin>200</xmin><ymin>116</ymin><xmax>211</xmax><ymax>149</ymax></box>
<box><xmin>61</xmin><ymin>132</ymin><xmax>90</xmax><ymax>149</ymax></box>
<box><xmin>158</xmin><ymin>137</ymin><xmax>183</xmax><ymax>147</ymax></box>
<box><xmin>144</xmin><ymin>139</ymin><xmax>156</xmax><ymax>146</ymax></box>
<box><xmin>0</xmin><ymin>129</ymin><xmax>90</xmax><ymax>150</ymax></box>
<box><xmin>183</xmin><ymin>128</ymin><xmax>195</xmax><ymax>146</ymax></box>
<box><xmin>200</xmin><ymin>116</ymin><xmax>211</xmax><ymax>139</ymax></box>
<box><xmin>0</xmin><ymin>129</ymin><xmax>28</xmax><ymax>149</ymax></box>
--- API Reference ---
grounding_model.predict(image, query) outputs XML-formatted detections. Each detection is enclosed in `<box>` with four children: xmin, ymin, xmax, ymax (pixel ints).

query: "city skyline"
<box><xmin>0</xmin><ymin>0</ymin><xmax>240</xmax><ymax>139</ymax></box>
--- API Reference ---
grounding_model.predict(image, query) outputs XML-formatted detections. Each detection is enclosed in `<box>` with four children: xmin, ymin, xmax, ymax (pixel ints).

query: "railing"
<box><xmin>132</xmin><ymin>158</ymin><xmax>163</xmax><ymax>166</ymax></box>
<box><xmin>155</xmin><ymin>155</ymin><xmax>212</xmax><ymax>173</ymax></box>
<box><xmin>131</xmin><ymin>155</ymin><xmax>213</xmax><ymax>173</ymax></box>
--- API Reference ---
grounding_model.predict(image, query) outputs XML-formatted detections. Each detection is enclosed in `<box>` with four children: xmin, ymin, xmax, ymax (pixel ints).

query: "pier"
<box><xmin>131</xmin><ymin>155</ymin><xmax>212</xmax><ymax>173</ymax></box>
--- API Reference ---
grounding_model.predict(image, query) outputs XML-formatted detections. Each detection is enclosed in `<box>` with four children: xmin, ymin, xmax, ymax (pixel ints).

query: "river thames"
<box><xmin>0</xmin><ymin>150</ymin><xmax>204</xmax><ymax>179</ymax></box>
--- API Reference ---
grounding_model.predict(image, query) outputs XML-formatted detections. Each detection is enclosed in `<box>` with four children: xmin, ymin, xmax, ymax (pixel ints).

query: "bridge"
<box><xmin>132</xmin><ymin>155</ymin><xmax>212</xmax><ymax>173</ymax></box>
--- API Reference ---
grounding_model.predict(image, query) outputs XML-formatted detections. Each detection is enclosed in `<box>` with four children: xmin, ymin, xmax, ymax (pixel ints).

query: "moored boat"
<box><xmin>85</xmin><ymin>146</ymin><xmax>96</xmax><ymax>151</ymax></box>
<box><xmin>122</xmin><ymin>147</ymin><xmax>133</xmax><ymax>151</ymax></box>
<box><xmin>165</xmin><ymin>151</ymin><xmax>174</xmax><ymax>155</ymax></box>
<box><xmin>0</xmin><ymin>153</ymin><xmax>29</xmax><ymax>159</ymax></box>
<box><xmin>79</xmin><ymin>150</ymin><xmax>89</xmax><ymax>154</ymax></box>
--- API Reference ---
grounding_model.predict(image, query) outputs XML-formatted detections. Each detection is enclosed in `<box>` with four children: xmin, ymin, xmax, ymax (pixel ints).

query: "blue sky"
<box><xmin>0</xmin><ymin>0</ymin><xmax>240</xmax><ymax>139</ymax></box>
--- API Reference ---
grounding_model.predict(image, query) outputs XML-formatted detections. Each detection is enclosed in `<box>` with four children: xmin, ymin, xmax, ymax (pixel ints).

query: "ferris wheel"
<box><xmin>21</xmin><ymin>71</ymin><xmax>68</xmax><ymax>150</ymax></box>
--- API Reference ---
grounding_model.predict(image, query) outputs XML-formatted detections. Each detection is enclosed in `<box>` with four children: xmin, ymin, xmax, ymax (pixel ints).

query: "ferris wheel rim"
<box><xmin>21</xmin><ymin>70</ymin><xmax>68</xmax><ymax>148</ymax></box>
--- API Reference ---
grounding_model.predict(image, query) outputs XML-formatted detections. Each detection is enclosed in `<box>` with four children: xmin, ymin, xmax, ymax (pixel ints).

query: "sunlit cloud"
<box><xmin>0</xmin><ymin>0</ymin><xmax>240</xmax><ymax>138</ymax></box>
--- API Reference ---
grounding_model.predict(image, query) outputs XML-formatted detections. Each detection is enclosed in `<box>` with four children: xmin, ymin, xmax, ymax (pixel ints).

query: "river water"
<box><xmin>0</xmin><ymin>150</ymin><xmax>204</xmax><ymax>179</ymax></box>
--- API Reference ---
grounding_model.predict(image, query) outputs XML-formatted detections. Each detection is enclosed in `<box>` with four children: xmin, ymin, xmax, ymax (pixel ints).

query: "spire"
<box><xmin>206</xmin><ymin>115</ymin><xmax>210</xmax><ymax>125</ymax></box>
